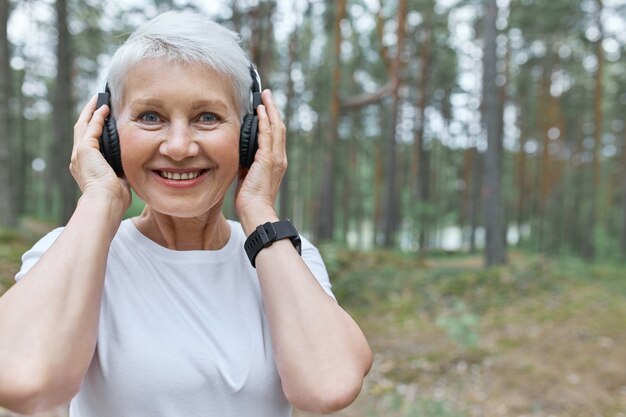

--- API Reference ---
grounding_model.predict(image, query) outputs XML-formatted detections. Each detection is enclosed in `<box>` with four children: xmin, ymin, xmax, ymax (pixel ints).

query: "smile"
<box><xmin>159</xmin><ymin>170</ymin><xmax>203</xmax><ymax>180</ymax></box>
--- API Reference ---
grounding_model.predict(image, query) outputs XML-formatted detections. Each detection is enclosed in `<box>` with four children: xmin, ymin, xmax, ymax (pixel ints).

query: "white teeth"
<box><xmin>160</xmin><ymin>171</ymin><xmax>201</xmax><ymax>180</ymax></box>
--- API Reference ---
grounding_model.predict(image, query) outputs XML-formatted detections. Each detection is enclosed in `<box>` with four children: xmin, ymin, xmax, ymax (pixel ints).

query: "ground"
<box><xmin>1</xmin><ymin>229</ymin><xmax>625</xmax><ymax>417</ymax></box>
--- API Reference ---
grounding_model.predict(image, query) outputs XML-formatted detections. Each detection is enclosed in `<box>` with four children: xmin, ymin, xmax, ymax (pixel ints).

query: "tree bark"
<box><xmin>382</xmin><ymin>0</ymin><xmax>407</xmax><ymax>248</ymax></box>
<box><xmin>516</xmin><ymin>105</ymin><xmax>528</xmax><ymax>238</ymax></box>
<box><xmin>413</xmin><ymin>23</ymin><xmax>432</xmax><ymax>251</ymax></box>
<box><xmin>0</xmin><ymin>0</ymin><xmax>17</xmax><ymax>228</ymax></box>
<box><xmin>482</xmin><ymin>0</ymin><xmax>506</xmax><ymax>265</ymax></box>
<box><xmin>469</xmin><ymin>148</ymin><xmax>482</xmax><ymax>253</ymax></box>
<box><xmin>622</xmin><ymin>130</ymin><xmax>626</xmax><ymax>256</ymax></box>
<box><xmin>315</xmin><ymin>0</ymin><xmax>346</xmax><ymax>241</ymax></box>
<box><xmin>279</xmin><ymin>22</ymin><xmax>298</xmax><ymax>218</ymax></box>
<box><xmin>53</xmin><ymin>0</ymin><xmax>77</xmax><ymax>224</ymax></box>
<box><xmin>585</xmin><ymin>0</ymin><xmax>604</xmax><ymax>260</ymax></box>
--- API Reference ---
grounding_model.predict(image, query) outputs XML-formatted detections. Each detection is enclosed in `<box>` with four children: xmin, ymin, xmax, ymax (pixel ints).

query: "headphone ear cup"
<box><xmin>239</xmin><ymin>113</ymin><xmax>259</xmax><ymax>168</ymax></box>
<box><xmin>104</xmin><ymin>116</ymin><xmax>124</xmax><ymax>175</ymax></box>
<box><xmin>97</xmin><ymin>91</ymin><xmax>124</xmax><ymax>176</ymax></box>
<box><xmin>99</xmin><ymin>114</ymin><xmax>124</xmax><ymax>176</ymax></box>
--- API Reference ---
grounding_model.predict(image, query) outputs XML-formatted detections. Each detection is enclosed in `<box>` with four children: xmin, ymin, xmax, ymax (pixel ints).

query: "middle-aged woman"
<box><xmin>0</xmin><ymin>10</ymin><xmax>372</xmax><ymax>417</ymax></box>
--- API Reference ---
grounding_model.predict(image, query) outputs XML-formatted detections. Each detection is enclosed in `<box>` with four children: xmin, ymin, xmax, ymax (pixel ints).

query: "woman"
<box><xmin>0</xmin><ymin>11</ymin><xmax>372</xmax><ymax>417</ymax></box>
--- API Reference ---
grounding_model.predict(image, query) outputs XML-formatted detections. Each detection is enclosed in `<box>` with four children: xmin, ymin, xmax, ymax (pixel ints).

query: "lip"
<box><xmin>151</xmin><ymin>168</ymin><xmax>210</xmax><ymax>189</ymax></box>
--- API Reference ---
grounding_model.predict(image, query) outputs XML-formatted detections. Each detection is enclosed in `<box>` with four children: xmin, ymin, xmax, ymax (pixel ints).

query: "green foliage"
<box><xmin>324</xmin><ymin>245</ymin><xmax>566</xmax><ymax>322</ymax></box>
<box><xmin>435</xmin><ymin>300</ymin><xmax>479</xmax><ymax>349</ymax></box>
<box><xmin>381</xmin><ymin>392</ymin><xmax>467</xmax><ymax>417</ymax></box>
<box><xmin>0</xmin><ymin>227</ymin><xmax>34</xmax><ymax>292</ymax></box>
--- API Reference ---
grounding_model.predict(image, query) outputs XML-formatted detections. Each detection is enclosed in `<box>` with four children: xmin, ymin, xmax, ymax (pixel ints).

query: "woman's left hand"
<box><xmin>235</xmin><ymin>89</ymin><xmax>286</xmax><ymax>235</ymax></box>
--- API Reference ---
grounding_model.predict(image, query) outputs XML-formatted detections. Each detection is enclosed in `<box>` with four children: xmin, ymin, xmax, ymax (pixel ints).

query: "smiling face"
<box><xmin>116</xmin><ymin>59</ymin><xmax>241</xmax><ymax>218</ymax></box>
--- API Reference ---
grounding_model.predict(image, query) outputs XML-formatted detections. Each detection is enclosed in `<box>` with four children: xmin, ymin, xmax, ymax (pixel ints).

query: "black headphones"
<box><xmin>96</xmin><ymin>65</ymin><xmax>262</xmax><ymax>176</ymax></box>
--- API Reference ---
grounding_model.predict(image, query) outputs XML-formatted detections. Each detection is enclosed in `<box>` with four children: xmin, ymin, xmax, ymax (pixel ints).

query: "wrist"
<box><xmin>79</xmin><ymin>191</ymin><xmax>127</xmax><ymax>223</ymax></box>
<box><xmin>239</xmin><ymin>208</ymin><xmax>279</xmax><ymax>236</ymax></box>
<box><xmin>243</xmin><ymin>219</ymin><xmax>302</xmax><ymax>268</ymax></box>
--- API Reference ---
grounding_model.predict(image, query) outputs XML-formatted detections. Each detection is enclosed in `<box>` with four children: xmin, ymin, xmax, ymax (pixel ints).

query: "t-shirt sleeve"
<box><xmin>14</xmin><ymin>227</ymin><xmax>64</xmax><ymax>282</ymax></box>
<box><xmin>299</xmin><ymin>234</ymin><xmax>335</xmax><ymax>300</ymax></box>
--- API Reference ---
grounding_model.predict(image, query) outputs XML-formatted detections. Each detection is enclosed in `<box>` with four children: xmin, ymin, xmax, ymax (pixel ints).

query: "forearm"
<box><xmin>255</xmin><ymin>240</ymin><xmax>372</xmax><ymax>413</ymax></box>
<box><xmin>0</xmin><ymin>193</ymin><xmax>124</xmax><ymax>413</ymax></box>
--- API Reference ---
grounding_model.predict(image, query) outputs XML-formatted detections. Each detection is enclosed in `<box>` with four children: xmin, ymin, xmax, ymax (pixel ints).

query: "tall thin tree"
<box><xmin>279</xmin><ymin>15</ymin><xmax>299</xmax><ymax>218</ymax></box>
<box><xmin>585</xmin><ymin>0</ymin><xmax>604</xmax><ymax>259</ymax></box>
<box><xmin>382</xmin><ymin>0</ymin><xmax>408</xmax><ymax>247</ymax></box>
<box><xmin>622</xmin><ymin>131</ymin><xmax>626</xmax><ymax>256</ymax></box>
<box><xmin>482</xmin><ymin>0</ymin><xmax>507</xmax><ymax>265</ymax></box>
<box><xmin>53</xmin><ymin>0</ymin><xmax>77</xmax><ymax>224</ymax></box>
<box><xmin>412</xmin><ymin>10</ymin><xmax>433</xmax><ymax>251</ymax></box>
<box><xmin>0</xmin><ymin>0</ymin><xmax>16</xmax><ymax>228</ymax></box>
<box><xmin>315</xmin><ymin>0</ymin><xmax>346</xmax><ymax>241</ymax></box>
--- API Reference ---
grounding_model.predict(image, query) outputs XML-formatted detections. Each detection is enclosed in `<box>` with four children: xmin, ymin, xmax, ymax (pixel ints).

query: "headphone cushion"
<box><xmin>104</xmin><ymin>116</ymin><xmax>124</xmax><ymax>175</ymax></box>
<box><xmin>240</xmin><ymin>114</ymin><xmax>259</xmax><ymax>168</ymax></box>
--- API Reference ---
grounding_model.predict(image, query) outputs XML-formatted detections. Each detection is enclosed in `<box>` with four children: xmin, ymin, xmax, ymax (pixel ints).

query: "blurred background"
<box><xmin>1</xmin><ymin>0</ymin><xmax>626</xmax><ymax>416</ymax></box>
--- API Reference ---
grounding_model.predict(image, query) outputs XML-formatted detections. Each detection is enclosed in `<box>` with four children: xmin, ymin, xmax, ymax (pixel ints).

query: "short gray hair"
<box><xmin>106</xmin><ymin>11</ymin><xmax>253</xmax><ymax>118</ymax></box>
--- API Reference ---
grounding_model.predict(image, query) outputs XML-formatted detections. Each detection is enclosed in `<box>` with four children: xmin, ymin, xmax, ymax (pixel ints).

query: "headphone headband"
<box><xmin>249</xmin><ymin>65</ymin><xmax>261</xmax><ymax>94</ymax></box>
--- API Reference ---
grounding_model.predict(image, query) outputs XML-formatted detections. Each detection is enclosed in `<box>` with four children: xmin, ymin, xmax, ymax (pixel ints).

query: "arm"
<box><xmin>0</xmin><ymin>97</ymin><xmax>130</xmax><ymax>414</ymax></box>
<box><xmin>236</xmin><ymin>90</ymin><xmax>372</xmax><ymax>414</ymax></box>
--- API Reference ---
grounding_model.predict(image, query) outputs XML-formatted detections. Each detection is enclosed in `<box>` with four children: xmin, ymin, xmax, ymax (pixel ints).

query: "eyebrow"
<box><xmin>129</xmin><ymin>97</ymin><xmax>231</xmax><ymax>112</ymax></box>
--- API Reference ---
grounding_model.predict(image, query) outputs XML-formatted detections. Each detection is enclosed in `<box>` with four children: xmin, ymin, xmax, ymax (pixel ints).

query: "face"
<box><xmin>116</xmin><ymin>59</ymin><xmax>241</xmax><ymax>218</ymax></box>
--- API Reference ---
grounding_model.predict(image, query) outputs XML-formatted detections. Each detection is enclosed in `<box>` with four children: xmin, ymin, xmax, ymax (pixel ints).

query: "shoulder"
<box><xmin>14</xmin><ymin>227</ymin><xmax>64</xmax><ymax>281</ymax></box>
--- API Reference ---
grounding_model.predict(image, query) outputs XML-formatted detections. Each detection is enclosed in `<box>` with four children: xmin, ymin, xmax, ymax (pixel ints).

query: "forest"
<box><xmin>1</xmin><ymin>0</ymin><xmax>626</xmax><ymax>263</ymax></box>
<box><xmin>1</xmin><ymin>0</ymin><xmax>626</xmax><ymax>416</ymax></box>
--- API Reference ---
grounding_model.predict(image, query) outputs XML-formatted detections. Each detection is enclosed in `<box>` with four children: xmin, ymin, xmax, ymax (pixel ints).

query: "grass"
<box><xmin>0</xmin><ymin>226</ymin><xmax>41</xmax><ymax>293</ymax></box>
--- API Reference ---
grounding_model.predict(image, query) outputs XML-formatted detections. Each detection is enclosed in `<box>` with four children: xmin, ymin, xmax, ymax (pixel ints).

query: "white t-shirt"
<box><xmin>15</xmin><ymin>219</ymin><xmax>334</xmax><ymax>417</ymax></box>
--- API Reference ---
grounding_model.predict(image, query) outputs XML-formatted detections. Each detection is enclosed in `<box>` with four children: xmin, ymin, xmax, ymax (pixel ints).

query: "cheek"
<box><xmin>118</xmin><ymin>131</ymin><xmax>154</xmax><ymax>189</ymax></box>
<box><xmin>214</xmin><ymin>130</ymin><xmax>241</xmax><ymax>168</ymax></box>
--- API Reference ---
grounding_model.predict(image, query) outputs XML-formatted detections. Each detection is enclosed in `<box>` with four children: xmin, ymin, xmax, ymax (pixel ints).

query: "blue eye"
<box><xmin>139</xmin><ymin>112</ymin><xmax>160</xmax><ymax>124</ymax></box>
<box><xmin>199</xmin><ymin>113</ymin><xmax>218</xmax><ymax>123</ymax></box>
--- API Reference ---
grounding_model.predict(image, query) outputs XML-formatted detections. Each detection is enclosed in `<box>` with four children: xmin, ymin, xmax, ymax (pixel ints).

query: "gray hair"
<box><xmin>106</xmin><ymin>11</ymin><xmax>253</xmax><ymax>118</ymax></box>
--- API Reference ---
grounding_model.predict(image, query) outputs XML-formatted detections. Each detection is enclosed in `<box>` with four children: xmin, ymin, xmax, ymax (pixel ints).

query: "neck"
<box><xmin>132</xmin><ymin>206</ymin><xmax>231</xmax><ymax>251</ymax></box>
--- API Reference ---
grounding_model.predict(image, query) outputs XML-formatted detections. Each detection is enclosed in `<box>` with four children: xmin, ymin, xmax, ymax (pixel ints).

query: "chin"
<box><xmin>147</xmin><ymin>199</ymin><xmax>222</xmax><ymax>219</ymax></box>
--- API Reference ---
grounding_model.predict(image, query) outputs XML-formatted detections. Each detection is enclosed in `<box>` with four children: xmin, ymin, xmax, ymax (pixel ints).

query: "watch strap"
<box><xmin>244</xmin><ymin>220</ymin><xmax>302</xmax><ymax>267</ymax></box>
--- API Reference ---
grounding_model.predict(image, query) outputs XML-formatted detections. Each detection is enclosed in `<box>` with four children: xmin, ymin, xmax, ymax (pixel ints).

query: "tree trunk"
<box><xmin>585</xmin><ymin>0</ymin><xmax>604</xmax><ymax>260</ymax></box>
<box><xmin>16</xmin><ymin>69</ymin><xmax>27</xmax><ymax>218</ymax></box>
<box><xmin>622</xmin><ymin>130</ymin><xmax>626</xmax><ymax>256</ymax></box>
<box><xmin>53</xmin><ymin>0</ymin><xmax>77</xmax><ymax>224</ymax></box>
<box><xmin>0</xmin><ymin>0</ymin><xmax>17</xmax><ymax>228</ymax></box>
<box><xmin>413</xmin><ymin>23</ymin><xmax>432</xmax><ymax>251</ymax></box>
<box><xmin>279</xmin><ymin>23</ymin><xmax>298</xmax><ymax>218</ymax></box>
<box><xmin>469</xmin><ymin>148</ymin><xmax>482</xmax><ymax>253</ymax></box>
<box><xmin>315</xmin><ymin>0</ymin><xmax>346</xmax><ymax>241</ymax></box>
<box><xmin>382</xmin><ymin>0</ymin><xmax>407</xmax><ymax>248</ymax></box>
<box><xmin>482</xmin><ymin>0</ymin><xmax>506</xmax><ymax>265</ymax></box>
<box><xmin>516</xmin><ymin>111</ymin><xmax>528</xmax><ymax>238</ymax></box>
<box><xmin>373</xmin><ymin>105</ymin><xmax>384</xmax><ymax>246</ymax></box>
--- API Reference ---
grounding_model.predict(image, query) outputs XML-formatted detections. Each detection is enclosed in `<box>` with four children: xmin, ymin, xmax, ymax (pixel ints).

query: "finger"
<box><xmin>73</xmin><ymin>97</ymin><xmax>107</xmax><ymax>149</ymax></box>
<box><xmin>256</xmin><ymin>104</ymin><xmax>272</xmax><ymax>153</ymax></box>
<box><xmin>85</xmin><ymin>105</ymin><xmax>109</xmax><ymax>143</ymax></box>
<box><xmin>74</xmin><ymin>104</ymin><xmax>108</xmax><ymax>153</ymax></box>
<box><xmin>261</xmin><ymin>90</ymin><xmax>280</xmax><ymax>121</ymax></box>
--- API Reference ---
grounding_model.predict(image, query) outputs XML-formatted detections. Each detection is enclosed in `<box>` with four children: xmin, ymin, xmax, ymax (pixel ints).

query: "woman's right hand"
<box><xmin>70</xmin><ymin>95</ymin><xmax>131</xmax><ymax>215</ymax></box>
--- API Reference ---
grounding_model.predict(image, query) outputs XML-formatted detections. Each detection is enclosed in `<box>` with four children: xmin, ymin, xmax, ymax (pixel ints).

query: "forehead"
<box><xmin>119</xmin><ymin>59</ymin><xmax>240</xmax><ymax>113</ymax></box>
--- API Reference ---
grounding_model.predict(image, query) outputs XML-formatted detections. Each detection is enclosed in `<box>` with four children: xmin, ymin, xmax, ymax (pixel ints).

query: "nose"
<box><xmin>159</xmin><ymin>121</ymin><xmax>200</xmax><ymax>161</ymax></box>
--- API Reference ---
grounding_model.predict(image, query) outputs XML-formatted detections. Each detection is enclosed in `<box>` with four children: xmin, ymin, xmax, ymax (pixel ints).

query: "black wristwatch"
<box><xmin>244</xmin><ymin>220</ymin><xmax>302</xmax><ymax>268</ymax></box>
